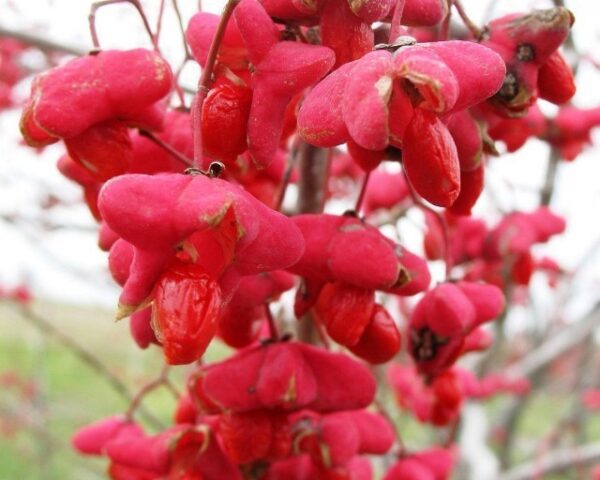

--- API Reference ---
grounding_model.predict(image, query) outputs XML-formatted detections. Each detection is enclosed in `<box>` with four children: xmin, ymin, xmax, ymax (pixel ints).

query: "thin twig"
<box><xmin>11</xmin><ymin>303</ymin><xmax>164</xmax><ymax>430</ymax></box>
<box><xmin>389</xmin><ymin>0</ymin><xmax>407</xmax><ymax>42</ymax></box>
<box><xmin>452</xmin><ymin>0</ymin><xmax>483</xmax><ymax>39</ymax></box>
<box><xmin>498</xmin><ymin>442</ymin><xmax>600</xmax><ymax>480</ymax></box>
<box><xmin>126</xmin><ymin>364</ymin><xmax>171</xmax><ymax>420</ymax></box>
<box><xmin>313</xmin><ymin>316</ymin><xmax>332</xmax><ymax>350</ymax></box>
<box><xmin>0</xmin><ymin>24</ymin><xmax>86</xmax><ymax>55</ymax></box>
<box><xmin>89</xmin><ymin>0</ymin><xmax>158</xmax><ymax>50</ymax></box>
<box><xmin>505</xmin><ymin>302</ymin><xmax>600</xmax><ymax>379</ymax></box>
<box><xmin>138</xmin><ymin>129</ymin><xmax>193</xmax><ymax>168</ymax></box>
<box><xmin>540</xmin><ymin>148</ymin><xmax>560</xmax><ymax>206</ymax></box>
<box><xmin>155</xmin><ymin>0</ymin><xmax>167</xmax><ymax>42</ymax></box>
<box><xmin>439</xmin><ymin>0</ymin><xmax>451</xmax><ymax>40</ymax></box>
<box><xmin>355</xmin><ymin>171</ymin><xmax>371</xmax><ymax>214</ymax></box>
<box><xmin>171</xmin><ymin>0</ymin><xmax>193</xmax><ymax>107</ymax></box>
<box><xmin>172</xmin><ymin>0</ymin><xmax>192</xmax><ymax>59</ymax></box>
<box><xmin>275</xmin><ymin>142</ymin><xmax>299</xmax><ymax>211</ymax></box>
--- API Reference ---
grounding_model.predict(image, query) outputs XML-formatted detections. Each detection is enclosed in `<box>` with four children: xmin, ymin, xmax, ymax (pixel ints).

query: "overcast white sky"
<box><xmin>0</xmin><ymin>0</ymin><xmax>598</xmax><ymax>323</ymax></box>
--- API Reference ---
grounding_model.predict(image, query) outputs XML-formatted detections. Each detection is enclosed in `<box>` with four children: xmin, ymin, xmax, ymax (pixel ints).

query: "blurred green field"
<box><xmin>0</xmin><ymin>300</ymin><xmax>598</xmax><ymax>479</ymax></box>
<box><xmin>0</xmin><ymin>300</ymin><xmax>232</xmax><ymax>479</ymax></box>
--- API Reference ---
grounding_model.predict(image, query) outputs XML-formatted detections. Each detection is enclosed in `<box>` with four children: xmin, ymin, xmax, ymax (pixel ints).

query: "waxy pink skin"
<box><xmin>320</xmin><ymin>0</ymin><xmax>374</xmax><ymax>68</ymax></box>
<box><xmin>98</xmin><ymin>222</ymin><xmax>119</xmax><ymax>251</ymax></box>
<box><xmin>190</xmin><ymin>342</ymin><xmax>376</xmax><ymax>414</ymax></box>
<box><xmin>538</xmin><ymin>51</ymin><xmax>576</xmax><ymax>105</ymax></box>
<box><xmin>128</xmin><ymin>109</ymin><xmax>194</xmax><ymax>174</ymax></box>
<box><xmin>482</xmin><ymin>7</ymin><xmax>574</xmax><ymax>117</ymax></box>
<box><xmin>409</xmin><ymin>282</ymin><xmax>504</xmax><ymax>376</ymax></box>
<box><xmin>486</xmin><ymin>103</ymin><xmax>546</xmax><ymax>152</ymax></box>
<box><xmin>289</xmin><ymin>213</ymin><xmax>430</xmax><ymax>316</ymax></box>
<box><xmin>186</xmin><ymin>12</ymin><xmax>249</xmax><ymax>73</ymax></box>
<box><xmin>447</xmin><ymin>165</ymin><xmax>484</xmax><ymax>216</ymax></box>
<box><xmin>400</xmin><ymin>0</ymin><xmax>447</xmax><ymax>27</ymax></box>
<box><xmin>218</xmin><ymin>270</ymin><xmax>295</xmax><ymax>348</ymax></box>
<box><xmin>20</xmin><ymin>49</ymin><xmax>172</xmax><ymax>147</ymax></box>
<box><xmin>482</xmin><ymin>207</ymin><xmax>566</xmax><ymax>260</ymax></box>
<box><xmin>387</xmin><ymin>364</ymin><xmax>466</xmax><ymax>426</ymax></box>
<box><xmin>446</xmin><ymin>110</ymin><xmax>484</xmax><ymax>172</ymax></box>
<box><xmin>103</xmin><ymin>424</ymin><xmax>242</xmax><ymax>479</ymax></box>
<box><xmin>234</xmin><ymin>0</ymin><xmax>335</xmax><ymax>168</ymax></box>
<box><xmin>265</xmin><ymin>453</ymin><xmax>372</xmax><ymax>480</ymax></box>
<box><xmin>424</xmin><ymin>212</ymin><xmax>487</xmax><ymax>265</ymax></box>
<box><xmin>55</xmin><ymin>110</ymin><xmax>196</xmax><ymax>223</ymax></box>
<box><xmin>402</xmin><ymin>108</ymin><xmax>460</xmax><ymax>207</ymax></box>
<box><xmin>98</xmin><ymin>173</ymin><xmax>305</xmax><ymax>317</ymax></box>
<box><xmin>130</xmin><ymin>308</ymin><xmax>159</xmax><ymax>349</ymax></box>
<box><xmin>291</xmin><ymin>409</ymin><xmax>394</xmax><ymax>468</ymax></box>
<box><xmin>298</xmin><ymin>41</ymin><xmax>504</xmax><ymax>206</ymax></box>
<box><xmin>298</xmin><ymin>42</ymin><xmax>505</xmax><ymax>149</ymax></box>
<box><xmin>459</xmin><ymin>370</ymin><xmax>531</xmax><ymax>399</ymax></box>
<box><xmin>548</xmin><ymin>106</ymin><xmax>600</xmax><ymax>160</ymax></box>
<box><xmin>363</xmin><ymin>169</ymin><xmax>409</xmax><ymax>215</ymax></box>
<box><xmin>72</xmin><ymin>415</ymin><xmax>143</xmax><ymax>456</ymax></box>
<box><xmin>257</xmin><ymin>0</ymin><xmax>320</xmax><ymax>21</ymax></box>
<box><xmin>384</xmin><ymin>447</ymin><xmax>454</xmax><ymax>479</ymax></box>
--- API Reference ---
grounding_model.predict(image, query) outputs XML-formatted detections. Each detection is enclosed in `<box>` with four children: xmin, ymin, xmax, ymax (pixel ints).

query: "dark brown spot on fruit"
<box><xmin>394</xmin><ymin>266</ymin><xmax>411</xmax><ymax>288</ymax></box>
<box><xmin>496</xmin><ymin>72</ymin><xmax>519</xmax><ymax>101</ymax></box>
<box><xmin>516</xmin><ymin>43</ymin><xmax>535</xmax><ymax>62</ymax></box>
<box><xmin>208</xmin><ymin>161</ymin><xmax>225</xmax><ymax>178</ymax></box>
<box><xmin>401</xmin><ymin>79</ymin><xmax>424</xmax><ymax>107</ymax></box>
<box><xmin>410</xmin><ymin>327</ymin><xmax>449</xmax><ymax>361</ymax></box>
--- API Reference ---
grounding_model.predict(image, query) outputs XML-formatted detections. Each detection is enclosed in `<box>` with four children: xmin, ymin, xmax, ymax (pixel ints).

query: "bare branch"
<box><xmin>505</xmin><ymin>302</ymin><xmax>600</xmax><ymax>379</ymax></box>
<box><xmin>498</xmin><ymin>442</ymin><xmax>600</xmax><ymax>480</ymax></box>
<box><xmin>540</xmin><ymin>148</ymin><xmax>560</xmax><ymax>206</ymax></box>
<box><xmin>0</xmin><ymin>24</ymin><xmax>86</xmax><ymax>55</ymax></box>
<box><xmin>11</xmin><ymin>303</ymin><xmax>165</xmax><ymax>430</ymax></box>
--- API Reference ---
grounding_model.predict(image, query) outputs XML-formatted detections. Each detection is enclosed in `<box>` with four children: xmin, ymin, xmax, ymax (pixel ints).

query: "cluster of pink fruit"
<box><xmin>15</xmin><ymin>0</ymin><xmax>583</xmax><ymax>478</ymax></box>
<box><xmin>0</xmin><ymin>38</ymin><xmax>28</xmax><ymax>110</ymax></box>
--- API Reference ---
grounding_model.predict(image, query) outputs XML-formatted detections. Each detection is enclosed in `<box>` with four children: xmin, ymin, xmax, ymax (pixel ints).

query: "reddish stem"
<box><xmin>452</xmin><ymin>0</ymin><xmax>483</xmax><ymax>39</ymax></box>
<box><xmin>138</xmin><ymin>129</ymin><xmax>193</xmax><ymax>168</ymax></box>
<box><xmin>389</xmin><ymin>0</ymin><xmax>407</xmax><ymax>42</ymax></box>
<box><xmin>192</xmin><ymin>0</ymin><xmax>241</xmax><ymax>168</ymax></box>
<box><xmin>89</xmin><ymin>0</ymin><xmax>158</xmax><ymax>50</ymax></box>
<box><xmin>439</xmin><ymin>0</ymin><xmax>451</xmax><ymax>40</ymax></box>
<box><xmin>313</xmin><ymin>316</ymin><xmax>332</xmax><ymax>350</ymax></box>
<box><xmin>355</xmin><ymin>170</ymin><xmax>371</xmax><ymax>213</ymax></box>
<box><xmin>126</xmin><ymin>364</ymin><xmax>172</xmax><ymax>420</ymax></box>
<box><xmin>15</xmin><ymin>303</ymin><xmax>163</xmax><ymax>430</ymax></box>
<box><xmin>169</xmin><ymin>0</ymin><xmax>193</xmax><ymax>108</ymax></box>
<box><xmin>155</xmin><ymin>0</ymin><xmax>166</xmax><ymax>41</ymax></box>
